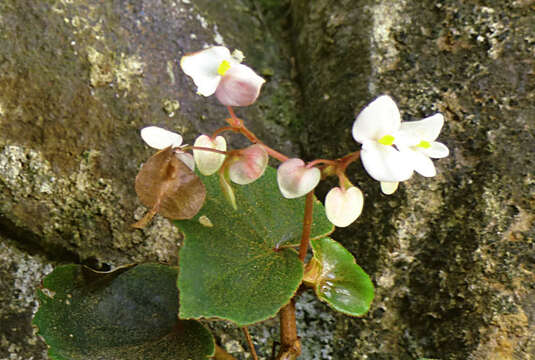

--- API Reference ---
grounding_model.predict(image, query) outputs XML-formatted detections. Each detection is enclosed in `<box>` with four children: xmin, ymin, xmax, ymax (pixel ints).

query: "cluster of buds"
<box><xmin>136</xmin><ymin>46</ymin><xmax>449</xmax><ymax>229</ymax></box>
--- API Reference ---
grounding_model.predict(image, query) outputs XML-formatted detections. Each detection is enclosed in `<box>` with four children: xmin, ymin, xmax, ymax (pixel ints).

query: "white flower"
<box><xmin>193</xmin><ymin>135</ymin><xmax>227</xmax><ymax>176</ymax></box>
<box><xmin>325</xmin><ymin>186</ymin><xmax>364</xmax><ymax>227</ymax></box>
<box><xmin>352</xmin><ymin>95</ymin><xmax>449</xmax><ymax>194</ymax></box>
<box><xmin>180</xmin><ymin>46</ymin><xmax>265</xmax><ymax>107</ymax></box>
<box><xmin>395</xmin><ymin>113</ymin><xmax>449</xmax><ymax>177</ymax></box>
<box><xmin>140</xmin><ymin>126</ymin><xmax>194</xmax><ymax>170</ymax></box>
<box><xmin>277</xmin><ymin>158</ymin><xmax>321</xmax><ymax>199</ymax></box>
<box><xmin>352</xmin><ymin>95</ymin><xmax>413</xmax><ymax>183</ymax></box>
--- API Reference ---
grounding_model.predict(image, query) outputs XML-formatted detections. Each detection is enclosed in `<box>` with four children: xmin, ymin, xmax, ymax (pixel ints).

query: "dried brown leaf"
<box><xmin>135</xmin><ymin>147</ymin><xmax>206</xmax><ymax>222</ymax></box>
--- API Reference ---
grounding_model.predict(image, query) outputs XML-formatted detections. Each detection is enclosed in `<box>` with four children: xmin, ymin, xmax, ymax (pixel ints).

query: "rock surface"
<box><xmin>1</xmin><ymin>0</ymin><xmax>534</xmax><ymax>359</ymax></box>
<box><xmin>292</xmin><ymin>0</ymin><xmax>535</xmax><ymax>359</ymax></box>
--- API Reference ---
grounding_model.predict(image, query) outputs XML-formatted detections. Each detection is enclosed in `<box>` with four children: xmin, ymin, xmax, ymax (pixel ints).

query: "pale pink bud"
<box><xmin>215</xmin><ymin>64</ymin><xmax>266</xmax><ymax>107</ymax></box>
<box><xmin>228</xmin><ymin>144</ymin><xmax>268</xmax><ymax>185</ymax></box>
<box><xmin>193</xmin><ymin>135</ymin><xmax>227</xmax><ymax>176</ymax></box>
<box><xmin>325</xmin><ymin>186</ymin><xmax>364</xmax><ymax>227</ymax></box>
<box><xmin>277</xmin><ymin>158</ymin><xmax>321</xmax><ymax>199</ymax></box>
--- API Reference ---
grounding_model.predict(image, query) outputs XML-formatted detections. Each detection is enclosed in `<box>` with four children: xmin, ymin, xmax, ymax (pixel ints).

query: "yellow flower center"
<box><xmin>416</xmin><ymin>140</ymin><xmax>431</xmax><ymax>149</ymax></box>
<box><xmin>217</xmin><ymin>60</ymin><xmax>231</xmax><ymax>76</ymax></box>
<box><xmin>378</xmin><ymin>134</ymin><xmax>395</xmax><ymax>146</ymax></box>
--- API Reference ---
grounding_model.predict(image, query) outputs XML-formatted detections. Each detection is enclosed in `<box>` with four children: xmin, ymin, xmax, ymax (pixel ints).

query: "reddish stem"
<box><xmin>212</xmin><ymin>126</ymin><xmax>235</xmax><ymax>138</ymax></box>
<box><xmin>225</xmin><ymin>106</ymin><xmax>289</xmax><ymax>162</ymax></box>
<box><xmin>242</xmin><ymin>327</ymin><xmax>259</xmax><ymax>360</ymax></box>
<box><xmin>338</xmin><ymin>150</ymin><xmax>360</xmax><ymax>172</ymax></box>
<box><xmin>185</xmin><ymin>146</ymin><xmax>228</xmax><ymax>156</ymax></box>
<box><xmin>277</xmin><ymin>299</ymin><xmax>301</xmax><ymax>359</ymax></box>
<box><xmin>226</xmin><ymin>106</ymin><xmax>240</xmax><ymax>126</ymax></box>
<box><xmin>298</xmin><ymin>192</ymin><xmax>314</xmax><ymax>262</ymax></box>
<box><xmin>262</xmin><ymin>145</ymin><xmax>289</xmax><ymax>162</ymax></box>
<box><xmin>306</xmin><ymin>158</ymin><xmax>337</xmax><ymax>168</ymax></box>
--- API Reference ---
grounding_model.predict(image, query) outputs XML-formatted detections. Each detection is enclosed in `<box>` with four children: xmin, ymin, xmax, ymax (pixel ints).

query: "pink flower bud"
<box><xmin>228</xmin><ymin>144</ymin><xmax>268</xmax><ymax>185</ymax></box>
<box><xmin>325</xmin><ymin>186</ymin><xmax>364</xmax><ymax>227</ymax></box>
<box><xmin>215</xmin><ymin>64</ymin><xmax>266</xmax><ymax>107</ymax></box>
<box><xmin>277</xmin><ymin>158</ymin><xmax>321</xmax><ymax>199</ymax></box>
<box><xmin>193</xmin><ymin>135</ymin><xmax>227</xmax><ymax>176</ymax></box>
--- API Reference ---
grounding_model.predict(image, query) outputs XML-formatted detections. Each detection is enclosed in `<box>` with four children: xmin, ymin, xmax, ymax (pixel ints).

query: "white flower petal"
<box><xmin>180</xmin><ymin>46</ymin><xmax>231</xmax><ymax>96</ymax></box>
<box><xmin>399</xmin><ymin>113</ymin><xmax>444</xmax><ymax>141</ymax></box>
<box><xmin>361</xmin><ymin>141</ymin><xmax>413</xmax><ymax>182</ymax></box>
<box><xmin>352</xmin><ymin>95</ymin><xmax>401</xmax><ymax>143</ymax></box>
<box><xmin>392</xmin><ymin>130</ymin><xmax>420</xmax><ymax>147</ymax></box>
<box><xmin>215</xmin><ymin>64</ymin><xmax>265</xmax><ymax>107</ymax></box>
<box><xmin>421</xmin><ymin>141</ymin><xmax>449</xmax><ymax>158</ymax></box>
<box><xmin>277</xmin><ymin>158</ymin><xmax>321</xmax><ymax>199</ymax></box>
<box><xmin>193</xmin><ymin>135</ymin><xmax>227</xmax><ymax>176</ymax></box>
<box><xmin>140</xmin><ymin>126</ymin><xmax>183</xmax><ymax>149</ymax></box>
<box><xmin>404</xmin><ymin>149</ymin><xmax>436</xmax><ymax>177</ymax></box>
<box><xmin>325</xmin><ymin>186</ymin><xmax>364</xmax><ymax>228</ymax></box>
<box><xmin>175</xmin><ymin>152</ymin><xmax>195</xmax><ymax>171</ymax></box>
<box><xmin>380</xmin><ymin>181</ymin><xmax>399</xmax><ymax>195</ymax></box>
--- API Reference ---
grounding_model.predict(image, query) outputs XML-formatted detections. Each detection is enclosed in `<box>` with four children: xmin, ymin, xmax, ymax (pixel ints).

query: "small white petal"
<box><xmin>140</xmin><ymin>126</ymin><xmax>183</xmax><ymax>149</ymax></box>
<box><xmin>421</xmin><ymin>141</ymin><xmax>449</xmax><ymax>158</ymax></box>
<box><xmin>193</xmin><ymin>135</ymin><xmax>227</xmax><ymax>176</ymax></box>
<box><xmin>215</xmin><ymin>64</ymin><xmax>266</xmax><ymax>107</ymax></box>
<box><xmin>380</xmin><ymin>181</ymin><xmax>399</xmax><ymax>195</ymax></box>
<box><xmin>175</xmin><ymin>152</ymin><xmax>195</xmax><ymax>171</ymax></box>
<box><xmin>352</xmin><ymin>95</ymin><xmax>401</xmax><ymax>143</ymax></box>
<box><xmin>180</xmin><ymin>46</ymin><xmax>231</xmax><ymax>96</ymax></box>
<box><xmin>277</xmin><ymin>158</ymin><xmax>321</xmax><ymax>199</ymax></box>
<box><xmin>402</xmin><ymin>149</ymin><xmax>436</xmax><ymax>177</ymax></box>
<box><xmin>228</xmin><ymin>144</ymin><xmax>268</xmax><ymax>185</ymax></box>
<box><xmin>361</xmin><ymin>141</ymin><xmax>413</xmax><ymax>182</ymax></box>
<box><xmin>399</xmin><ymin>113</ymin><xmax>444</xmax><ymax>141</ymax></box>
<box><xmin>325</xmin><ymin>187</ymin><xmax>364</xmax><ymax>228</ymax></box>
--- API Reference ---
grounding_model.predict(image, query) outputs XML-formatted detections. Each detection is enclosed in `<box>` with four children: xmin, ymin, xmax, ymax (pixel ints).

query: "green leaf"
<box><xmin>33</xmin><ymin>264</ymin><xmax>215</xmax><ymax>360</ymax></box>
<box><xmin>308</xmin><ymin>237</ymin><xmax>374</xmax><ymax>316</ymax></box>
<box><xmin>176</xmin><ymin>166</ymin><xmax>334</xmax><ymax>326</ymax></box>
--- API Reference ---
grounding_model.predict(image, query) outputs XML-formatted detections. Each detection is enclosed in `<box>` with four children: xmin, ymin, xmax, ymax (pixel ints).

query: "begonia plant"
<box><xmin>34</xmin><ymin>45</ymin><xmax>449</xmax><ymax>360</ymax></box>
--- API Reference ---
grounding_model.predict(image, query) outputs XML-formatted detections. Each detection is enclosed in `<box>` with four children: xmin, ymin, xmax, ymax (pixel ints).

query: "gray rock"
<box><xmin>1</xmin><ymin>0</ymin><xmax>534</xmax><ymax>359</ymax></box>
<box><xmin>0</xmin><ymin>0</ymin><xmax>296</xmax><ymax>358</ymax></box>
<box><xmin>0</xmin><ymin>237</ymin><xmax>51</xmax><ymax>360</ymax></box>
<box><xmin>292</xmin><ymin>0</ymin><xmax>535</xmax><ymax>359</ymax></box>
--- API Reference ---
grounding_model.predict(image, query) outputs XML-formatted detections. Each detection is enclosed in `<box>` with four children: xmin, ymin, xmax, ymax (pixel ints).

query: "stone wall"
<box><xmin>1</xmin><ymin>0</ymin><xmax>534</xmax><ymax>359</ymax></box>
